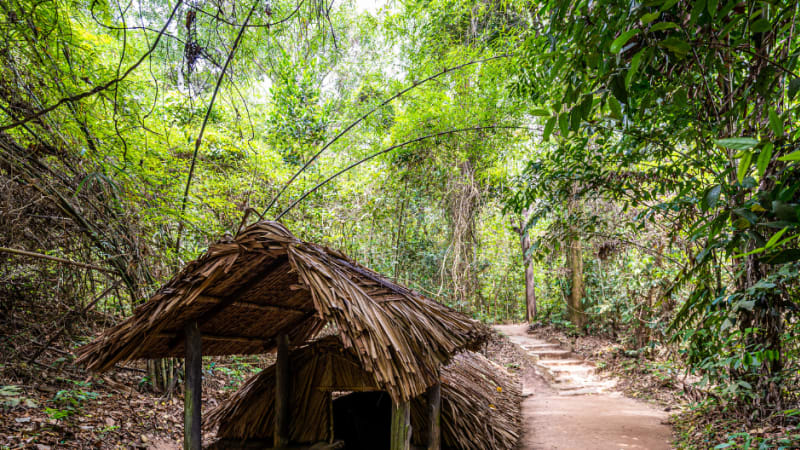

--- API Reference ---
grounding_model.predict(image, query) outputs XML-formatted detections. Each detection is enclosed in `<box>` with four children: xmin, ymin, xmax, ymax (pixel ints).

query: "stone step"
<box><xmin>554</xmin><ymin>383</ymin><xmax>585</xmax><ymax>391</ymax></box>
<box><xmin>547</xmin><ymin>366</ymin><xmax>595</xmax><ymax>375</ymax></box>
<box><xmin>558</xmin><ymin>387</ymin><xmax>604</xmax><ymax>396</ymax></box>
<box><xmin>523</xmin><ymin>343</ymin><xmax>559</xmax><ymax>350</ymax></box>
<box><xmin>537</xmin><ymin>359</ymin><xmax>585</xmax><ymax>366</ymax></box>
<box><xmin>530</xmin><ymin>349</ymin><xmax>573</xmax><ymax>359</ymax></box>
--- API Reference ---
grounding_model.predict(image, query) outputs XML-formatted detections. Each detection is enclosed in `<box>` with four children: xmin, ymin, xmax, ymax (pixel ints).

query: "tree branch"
<box><xmin>0</xmin><ymin>0</ymin><xmax>184</xmax><ymax>132</ymax></box>
<box><xmin>0</xmin><ymin>246</ymin><xmax>115</xmax><ymax>273</ymax></box>
<box><xmin>260</xmin><ymin>54</ymin><xmax>512</xmax><ymax>219</ymax></box>
<box><xmin>275</xmin><ymin>125</ymin><xmax>528</xmax><ymax>220</ymax></box>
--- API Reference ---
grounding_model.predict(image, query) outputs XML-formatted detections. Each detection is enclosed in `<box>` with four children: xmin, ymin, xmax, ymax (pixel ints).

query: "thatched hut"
<box><xmin>206</xmin><ymin>336</ymin><xmax>520</xmax><ymax>450</ymax></box>
<box><xmin>75</xmin><ymin>221</ymin><xmax>490</xmax><ymax>449</ymax></box>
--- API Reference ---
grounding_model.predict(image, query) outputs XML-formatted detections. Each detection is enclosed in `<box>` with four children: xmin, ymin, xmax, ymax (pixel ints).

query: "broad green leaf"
<box><xmin>659</xmin><ymin>0</ymin><xmax>679</xmax><ymax>11</ymax></box>
<box><xmin>608</xmin><ymin>96</ymin><xmax>623</xmax><ymax>120</ymax></box>
<box><xmin>610</xmin><ymin>75</ymin><xmax>628</xmax><ymax>104</ymax></box>
<box><xmin>735</xmin><ymin>300</ymin><xmax>755</xmax><ymax>312</ymax></box>
<box><xmin>756</xmin><ymin>143</ymin><xmax>773</xmax><ymax>176</ymax></box>
<box><xmin>733</xmin><ymin>218</ymin><xmax>751</xmax><ymax>230</ymax></box>
<box><xmin>690</xmin><ymin>0</ymin><xmax>706</xmax><ymax>24</ymax></box>
<box><xmin>765</xmin><ymin>227</ymin><xmax>788</xmax><ymax>249</ymax></box>
<box><xmin>750</xmin><ymin>18</ymin><xmax>771</xmax><ymax>33</ymax></box>
<box><xmin>706</xmin><ymin>0</ymin><xmax>717</xmax><ymax>17</ymax></box>
<box><xmin>610</xmin><ymin>29</ymin><xmax>640</xmax><ymax>53</ymax></box>
<box><xmin>626</xmin><ymin>50</ymin><xmax>644</xmax><ymax>89</ymax></box>
<box><xmin>734</xmin><ymin>243</ymin><xmax>768</xmax><ymax>258</ymax></box>
<box><xmin>768</xmin><ymin>109</ymin><xmax>783</xmax><ymax>136</ymax></box>
<box><xmin>789</xmin><ymin>78</ymin><xmax>800</xmax><ymax>100</ymax></box>
<box><xmin>778</xmin><ymin>151</ymin><xmax>800</xmax><ymax>161</ymax></box>
<box><xmin>569</xmin><ymin>108</ymin><xmax>581</xmax><ymax>131</ymax></box>
<box><xmin>641</xmin><ymin>12</ymin><xmax>660</xmax><ymax>24</ymax></box>
<box><xmin>659</xmin><ymin>37</ymin><xmax>690</xmax><ymax>56</ymax></box>
<box><xmin>702</xmin><ymin>185</ymin><xmax>721</xmax><ymax>210</ymax></box>
<box><xmin>543</xmin><ymin>116</ymin><xmax>556</xmax><ymax>141</ymax></box>
<box><xmin>650</xmin><ymin>22</ymin><xmax>679</xmax><ymax>32</ymax></box>
<box><xmin>737</xmin><ymin>150</ymin><xmax>753</xmax><ymax>184</ymax></box>
<box><xmin>558</xmin><ymin>113</ymin><xmax>569</xmax><ymax>136</ymax></box>
<box><xmin>716</xmin><ymin>137</ymin><xmax>758</xmax><ymax>150</ymax></box>
<box><xmin>578</xmin><ymin>95</ymin><xmax>593</xmax><ymax>120</ymax></box>
<box><xmin>772</xmin><ymin>201</ymin><xmax>799</xmax><ymax>221</ymax></box>
<box><xmin>773</xmin><ymin>234</ymin><xmax>800</xmax><ymax>249</ymax></box>
<box><xmin>761</xmin><ymin>249</ymin><xmax>800</xmax><ymax>264</ymax></box>
<box><xmin>531</xmin><ymin>108</ymin><xmax>550</xmax><ymax>116</ymax></box>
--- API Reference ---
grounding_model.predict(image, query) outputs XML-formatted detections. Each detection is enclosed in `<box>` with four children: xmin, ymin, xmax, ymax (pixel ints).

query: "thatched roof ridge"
<box><xmin>75</xmin><ymin>221</ymin><xmax>489</xmax><ymax>401</ymax></box>
<box><xmin>206</xmin><ymin>336</ymin><xmax>521</xmax><ymax>449</ymax></box>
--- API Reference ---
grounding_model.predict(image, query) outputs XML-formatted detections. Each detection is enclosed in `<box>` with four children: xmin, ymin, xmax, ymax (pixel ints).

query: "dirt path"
<box><xmin>495</xmin><ymin>324</ymin><xmax>673</xmax><ymax>450</ymax></box>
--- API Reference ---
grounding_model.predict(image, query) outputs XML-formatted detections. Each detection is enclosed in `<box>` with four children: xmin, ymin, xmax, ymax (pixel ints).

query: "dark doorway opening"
<box><xmin>332</xmin><ymin>391</ymin><xmax>391</xmax><ymax>450</ymax></box>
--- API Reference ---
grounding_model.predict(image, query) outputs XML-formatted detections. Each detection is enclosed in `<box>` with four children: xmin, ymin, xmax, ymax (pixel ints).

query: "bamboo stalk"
<box><xmin>0</xmin><ymin>246</ymin><xmax>114</xmax><ymax>273</ymax></box>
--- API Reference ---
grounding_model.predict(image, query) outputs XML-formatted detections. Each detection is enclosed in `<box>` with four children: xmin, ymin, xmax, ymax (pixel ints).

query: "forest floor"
<box><xmin>10</xmin><ymin>319</ymin><xmax>796</xmax><ymax>449</ymax></box>
<box><xmin>0</xmin><ymin>348</ymin><xmax>266</xmax><ymax>448</ymax></box>
<box><xmin>495</xmin><ymin>324</ymin><xmax>674</xmax><ymax>450</ymax></box>
<box><xmin>0</xmin><ymin>327</ymin><xmax>523</xmax><ymax>449</ymax></box>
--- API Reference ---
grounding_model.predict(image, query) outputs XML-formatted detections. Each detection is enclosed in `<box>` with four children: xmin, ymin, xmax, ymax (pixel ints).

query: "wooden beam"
<box><xmin>183</xmin><ymin>321</ymin><xmax>202</xmax><ymax>450</ymax></box>
<box><xmin>201</xmin><ymin>334</ymin><xmax>271</xmax><ymax>344</ymax></box>
<box><xmin>158</xmin><ymin>332</ymin><xmax>272</xmax><ymax>345</ymax></box>
<box><xmin>275</xmin><ymin>334</ymin><xmax>291</xmax><ymax>448</ymax></box>
<box><xmin>315</xmin><ymin>386</ymin><xmax>380</xmax><ymax>392</ymax></box>
<box><xmin>390</xmin><ymin>398</ymin><xmax>411</xmax><ymax>450</ymax></box>
<box><xmin>426</xmin><ymin>381</ymin><xmax>441</xmax><ymax>450</ymax></box>
<box><xmin>196</xmin><ymin>295</ymin><xmax>309</xmax><ymax>314</ymax></box>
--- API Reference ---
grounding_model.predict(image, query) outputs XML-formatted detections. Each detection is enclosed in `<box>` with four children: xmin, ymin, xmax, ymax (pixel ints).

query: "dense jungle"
<box><xmin>1</xmin><ymin>0</ymin><xmax>799</xmax><ymax>448</ymax></box>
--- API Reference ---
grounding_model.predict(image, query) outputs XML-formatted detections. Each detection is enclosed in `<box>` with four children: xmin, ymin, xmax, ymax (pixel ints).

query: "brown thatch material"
<box><xmin>206</xmin><ymin>336</ymin><xmax>521</xmax><ymax>449</ymax></box>
<box><xmin>75</xmin><ymin>221</ymin><xmax>488</xmax><ymax>401</ymax></box>
<box><xmin>431</xmin><ymin>351</ymin><xmax>521</xmax><ymax>449</ymax></box>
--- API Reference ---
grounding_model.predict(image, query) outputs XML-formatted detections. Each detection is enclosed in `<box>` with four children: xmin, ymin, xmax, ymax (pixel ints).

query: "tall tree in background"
<box><xmin>565</xmin><ymin>191</ymin><xmax>585</xmax><ymax>329</ymax></box>
<box><xmin>517</xmin><ymin>208</ymin><xmax>537</xmax><ymax>322</ymax></box>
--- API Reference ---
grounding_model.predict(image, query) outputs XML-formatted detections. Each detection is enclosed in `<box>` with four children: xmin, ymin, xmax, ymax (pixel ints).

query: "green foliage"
<box><xmin>205</xmin><ymin>357</ymin><xmax>262</xmax><ymax>391</ymax></box>
<box><xmin>46</xmin><ymin>384</ymin><xmax>100</xmax><ymax>420</ymax></box>
<box><xmin>5</xmin><ymin>0</ymin><xmax>799</xmax><ymax>437</ymax></box>
<box><xmin>505</xmin><ymin>0</ymin><xmax>800</xmax><ymax>414</ymax></box>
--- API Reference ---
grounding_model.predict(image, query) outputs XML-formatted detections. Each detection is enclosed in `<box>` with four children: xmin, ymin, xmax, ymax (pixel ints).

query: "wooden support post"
<box><xmin>426</xmin><ymin>381</ymin><xmax>441</xmax><ymax>450</ymax></box>
<box><xmin>275</xmin><ymin>334</ymin><xmax>290</xmax><ymax>448</ymax></box>
<box><xmin>390</xmin><ymin>398</ymin><xmax>411</xmax><ymax>450</ymax></box>
<box><xmin>328</xmin><ymin>391</ymin><xmax>335</xmax><ymax>444</ymax></box>
<box><xmin>184</xmin><ymin>321</ymin><xmax>202</xmax><ymax>450</ymax></box>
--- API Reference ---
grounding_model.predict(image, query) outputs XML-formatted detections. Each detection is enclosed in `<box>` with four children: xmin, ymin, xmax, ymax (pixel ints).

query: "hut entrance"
<box><xmin>332</xmin><ymin>391</ymin><xmax>392</xmax><ymax>450</ymax></box>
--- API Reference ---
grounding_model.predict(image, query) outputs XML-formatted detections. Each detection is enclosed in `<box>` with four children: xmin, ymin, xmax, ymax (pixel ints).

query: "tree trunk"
<box><xmin>446</xmin><ymin>159</ymin><xmax>482</xmax><ymax>312</ymax></box>
<box><xmin>737</xmin><ymin>251</ymin><xmax>784</xmax><ymax>409</ymax></box>
<box><xmin>565</xmin><ymin>192</ymin><xmax>584</xmax><ymax>329</ymax></box>
<box><xmin>148</xmin><ymin>358</ymin><xmax>177</xmax><ymax>394</ymax></box>
<box><xmin>518</xmin><ymin>210</ymin><xmax>537</xmax><ymax>322</ymax></box>
<box><xmin>565</xmin><ymin>237</ymin><xmax>584</xmax><ymax>329</ymax></box>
